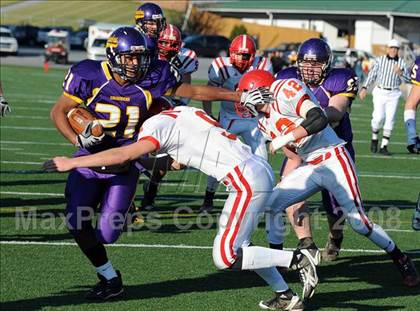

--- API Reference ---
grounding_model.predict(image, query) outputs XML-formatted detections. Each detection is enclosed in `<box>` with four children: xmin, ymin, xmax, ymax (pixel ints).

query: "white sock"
<box><xmin>369</xmin><ymin>224</ymin><xmax>395</xmax><ymax>252</ymax></box>
<box><xmin>96</xmin><ymin>261</ymin><xmax>117</xmax><ymax>280</ymax></box>
<box><xmin>404</xmin><ymin>109</ymin><xmax>417</xmax><ymax>144</ymax></box>
<box><xmin>254</xmin><ymin>267</ymin><xmax>289</xmax><ymax>292</ymax></box>
<box><xmin>242</xmin><ymin>246</ymin><xmax>294</xmax><ymax>270</ymax></box>
<box><xmin>380</xmin><ymin>137</ymin><xmax>390</xmax><ymax>148</ymax></box>
<box><xmin>372</xmin><ymin>130</ymin><xmax>379</xmax><ymax>140</ymax></box>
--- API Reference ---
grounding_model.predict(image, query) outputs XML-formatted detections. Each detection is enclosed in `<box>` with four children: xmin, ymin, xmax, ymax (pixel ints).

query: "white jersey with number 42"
<box><xmin>138</xmin><ymin>106</ymin><xmax>254</xmax><ymax>181</ymax></box>
<box><xmin>258</xmin><ymin>78</ymin><xmax>344</xmax><ymax>158</ymax></box>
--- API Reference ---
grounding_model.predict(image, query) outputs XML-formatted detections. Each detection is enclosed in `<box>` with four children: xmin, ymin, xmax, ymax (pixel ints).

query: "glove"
<box><xmin>240</xmin><ymin>87</ymin><xmax>273</xmax><ymax>117</ymax></box>
<box><xmin>75</xmin><ymin>121</ymin><xmax>105</xmax><ymax>148</ymax></box>
<box><xmin>0</xmin><ymin>96</ymin><xmax>11</xmax><ymax>117</ymax></box>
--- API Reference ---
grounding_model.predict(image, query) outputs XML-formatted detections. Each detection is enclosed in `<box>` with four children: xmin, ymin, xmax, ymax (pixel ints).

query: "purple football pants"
<box><xmin>65</xmin><ymin>166</ymin><xmax>140</xmax><ymax>244</ymax></box>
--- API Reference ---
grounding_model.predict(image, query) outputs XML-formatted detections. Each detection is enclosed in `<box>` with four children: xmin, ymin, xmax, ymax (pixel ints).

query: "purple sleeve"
<box><xmin>324</xmin><ymin>68</ymin><xmax>358</xmax><ymax>98</ymax></box>
<box><xmin>411</xmin><ymin>57</ymin><xmax>420</xmax><ymax>84</ymax></box>
<box><xmin>275</xmin><ymin>67</ymin><xmax>298</xmax><ymax>80</ymax></box>
<box><xmin>62</xmin><ymin>62</ymin><xmax>93</xmax><ymax>103</ymax></box>
<box><xmin>149</xmin><ymin>61</ymin><xmax>179</xmax><ymax>98</ymax></box>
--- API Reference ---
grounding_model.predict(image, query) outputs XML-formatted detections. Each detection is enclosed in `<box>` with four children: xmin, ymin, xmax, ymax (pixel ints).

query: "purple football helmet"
<box><xmin>135</xmin><ymin>2</ymin><xmax>166</xmax><ymax>39</ymax></box>
<box><xmin>297</xmin><ymin>38</ymin><xmax>332</xmax><ymax>85</ymax></box>
<box><xmin>106</xmin><ymin>27</ymin><xmax>155</xmax><ymax>82</ymax></box>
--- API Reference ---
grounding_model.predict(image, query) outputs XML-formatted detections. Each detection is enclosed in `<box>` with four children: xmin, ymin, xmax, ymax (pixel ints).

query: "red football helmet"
<box><xmin>234</xmin><ymin>69</ymin><xmax>275</xmax><ymax>117</ymax></box>
<box><xmin>158</xmin><ymin>24</ymin><xmax>182</xmax><ymax>60</ymax></box>
<box><xmin>229</xmin><ymin>34</ymin><xmax>256</xmax><ymax>72</ymax></box>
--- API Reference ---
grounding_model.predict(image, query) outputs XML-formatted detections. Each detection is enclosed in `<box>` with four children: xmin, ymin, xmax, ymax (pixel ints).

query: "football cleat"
<box><xmin>259</xmin><ymin>289</ymin><xmax>304</xmax><ymax>310</ymax></box>
<box><xmin>199</xmin><ymin>190</ymin><xmax>215</xmax><ymax>213</ymax></box>
<box><xmin>393</xmin><ymin>254</ymin><xmax>419</xmax><ymax>287</ymax></box>
<box><xmin>407</xmin><ymin>137</ymin><xmax>420</xmax><ymax>154</ymax></box>
<box><xmin>290</xmin><ymin>249</ymin><xmax>319</xmax><ymax>299</ymax></box>
<box><xmin>379</xmin><ymin>146</ymin><xmax>390</xmax><ymax>156</ymax></box>
<box><xmin>370</xmin><ymin>139</ymin><xmax>378</xmax><ymax>153</ymax></box>
<box><xmin>321</xmin><ymin>236</ymin><xmax>342</xmax><ymax>262</ymax></box>
<box><xmin>297</xmin><ymin>238</ymin><xmax>321</xmax><ymax>266</ymax></box>
<box><xmin>412</xmin><ymin>194</ymin><xmax>420</xmax><ymax>231</ymax></box>
<box><xmin>86</xmin><ymin>270</ymin><xmax>123</xmax><ymax>300</ymax></box>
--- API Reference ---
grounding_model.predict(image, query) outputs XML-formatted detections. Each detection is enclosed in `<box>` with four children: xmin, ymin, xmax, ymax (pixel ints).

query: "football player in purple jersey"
<box><xmin>273</xmin><ymin>38</ymin><xmax>359</xmax><ymax>262</ymax></box>
<box><xmin>134</xmin><ymin>2</ymin><xmax>166</xmax><ymax>40</ymax></box>
<box><xmin>404</xmin><ymin>56</ymin><xmax>420</xmax><ymax>154</ymax></box>
<box><xmin>49</xmin><ymin>26</ymin><xmax>270</xmax><ymax>300</ymax></box>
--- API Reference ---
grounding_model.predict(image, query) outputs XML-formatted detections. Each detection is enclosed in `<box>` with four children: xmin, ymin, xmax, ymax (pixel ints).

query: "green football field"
<box><xmin>0</xmin><ymin>64</ymin><xmax>419</xmax><ymax>310</ymax></box>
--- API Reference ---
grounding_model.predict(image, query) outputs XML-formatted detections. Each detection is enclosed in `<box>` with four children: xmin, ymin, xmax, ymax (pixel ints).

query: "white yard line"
<box><xmin>353</xmin><ymin>140</ymin><xmax>406</xmax><ymax>145</ymax></box>
<box><xmin>356</xmin><ymin>154</ymin><xmax>419</xmax><ymax>161</ymax></box>
<box><xmin>2</xmin><ymin>240</ymin><xmax>418</xmax><ymax>254</ymax></box>
<box><xmin>1</xmin><ymin>126</ymin><xmax>55</xmax><ymax>131</ymax></box>
<box><xmin>1</xmin><ymin>161</ymin><xmax>44</xmax><ymax>165</ymax></box>
<box><xmin>1</xmin><ymin>140</ymin><xmax>71</xmax><ymax>146</ymax></box>
<box><xmin>8</xmin><ymin>115</ymin><xmax>50</xmax><ymax>120</ymax></box>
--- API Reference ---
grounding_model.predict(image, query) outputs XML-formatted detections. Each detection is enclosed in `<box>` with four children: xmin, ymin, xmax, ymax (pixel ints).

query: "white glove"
<box><xmin>269</xmin><ymin>132</ymin><xmax>296</xmax><ymax>154</ymax></box>
<box><xmin>240</xmin><ymin>87</ymin><xmax>273</xmax><ymax>117</ymax></box>
<box><xmin>0</xmin><ymin>95</ymin><xmax>11</xmax><ymax>117</ymax></box>
<box><xmin>75</xmin><ymin>121</ymin><xmax>105</xmax><ymax>148</ymax></box>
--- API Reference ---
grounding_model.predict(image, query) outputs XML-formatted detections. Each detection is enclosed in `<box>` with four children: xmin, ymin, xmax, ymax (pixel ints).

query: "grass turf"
<box><xmin>0</xmin><ymin>64</ymin><xmax>419</xmax><ymax>310</ymax></box>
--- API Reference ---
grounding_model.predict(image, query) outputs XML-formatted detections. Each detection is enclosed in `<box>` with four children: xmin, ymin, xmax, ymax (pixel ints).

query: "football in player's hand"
<box><xmin>67</xmin><ymin>107</ymin><xmax>103</xmax><ymax>137</ymax></box>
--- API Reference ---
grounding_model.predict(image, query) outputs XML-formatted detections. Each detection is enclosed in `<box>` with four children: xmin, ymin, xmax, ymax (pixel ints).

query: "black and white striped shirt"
<box><xmin>363</xmin><ymin>55</ymin><xmax>410</xmax><ymax>89</ymax></box>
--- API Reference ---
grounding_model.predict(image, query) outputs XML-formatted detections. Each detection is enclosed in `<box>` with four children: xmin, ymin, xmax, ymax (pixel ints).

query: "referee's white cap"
<box><xmin>387</xmin><ymin>39</ymin><xmax>400</xmax><ymax>48</ymax></box>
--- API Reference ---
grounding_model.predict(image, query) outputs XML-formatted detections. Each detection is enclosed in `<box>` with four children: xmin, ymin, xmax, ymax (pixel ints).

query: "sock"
<box><xmin>254</xmin><ymin>267</ymin><xmax>289</xmax><ymax>292</ymax></box>
<box><xmin>204</xmin><ymin>190</ymin><xmax>215</xmax><ymax>203</ymax></box>
<box><xmin>298</xmin><ymin>237</ymin><xmax>315</xmax><ymax>249</ymax></box>
<box><xmin>96</xmin><ymin>260</ymin><xmax>118</xmax><ymax>280</ymax></box>
<box><xmin>368</xmin><ymin>224</ymin><xmax>395</xmax><ymax>252</ymax></box>
<box><xmin>145</xmin><ymin>181</ymin><xmax>159</xmax><ymax>197</ymax></box>
<box><xmin>404</xmin><ymin>109</ymin><xmax>417</xmax><ymax>144</ymax></box>
<box><xmin>372</xmin><ymin>129</ymin><xmax>379</xmax><ymax>140</ymax></box>
<box><xmin>241</xmin><ymin>246</ymin><xmax>294</xmax><ymax>270</ymax></box>
<box><xmin>330</xmin><ymin>235</ymin><xmax>344</xmax><ymax>249</ymax></box>
<box><xmin>381</xmin><ymin>136</ymin><xmax>390</xmax><ymax>148</ymax></box>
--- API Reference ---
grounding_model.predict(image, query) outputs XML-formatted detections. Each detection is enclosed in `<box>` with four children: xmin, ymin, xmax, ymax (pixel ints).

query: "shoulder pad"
<box><xmin>70</xmin><ymin>59</ymin><xmax>104</xmax><ymax>80</ymax></box>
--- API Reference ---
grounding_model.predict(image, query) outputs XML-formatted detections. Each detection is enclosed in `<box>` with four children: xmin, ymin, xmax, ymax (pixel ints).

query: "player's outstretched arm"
<box><xmin>324</xmin><ymin>95</ymin><xmax>350</xmax><ymax>123</ymax></box>
<box><xmin>43</xmin><ymin>140</ymin><xmax>157</xmax><ymax>173</ymax></box>
<box><xmin>173</xmin><ymin>83</ymin><xmax>241</xmax><ymax>102</ymax></box>
<box><xmin>50</xmin><ymin>95</ymin><xmax>81</xmax><ymax>145</ymax></box>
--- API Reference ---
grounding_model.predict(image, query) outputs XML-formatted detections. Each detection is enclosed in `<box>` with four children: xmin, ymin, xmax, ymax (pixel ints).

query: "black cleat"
<box><xmin>86</xmin><ymin>270</ymin><xmax>123</xmax><ymax>300</ymax></box>
<box><xmin>370</xmin><ymin>139</ymin><xmax>378</xmax><ymax>153</ymax></box>
<box><xmin>199</xmin><ymin>190</ymin><xmax>215</xmax><ymax>213</ymax></box>
<box><xmin>290</xmin><ymin>249</ymin><xmax>319</xmax><ymax>299</ymax></box>
<box><xmin>379</xmin><ymin>146</ymin><xmax>390</xmax><ymax>156</ymax></box>
<box><xmin>259</xmin><ymin>289</ymin><xmax>304</xmax><ymax>310</ymax></box>
<box><xmin>393</xmin><ymin>254</ymin><xmax>419</xmax><ymax>287</ymax></box>
<box><xmin>407</xmin><ymin>137</ymin><xmax>420</xmax><ymax>154</ymax></box>
<box><xmin>297</xmin><ymin>238</ymin><xmax>321</xmax><ymax>266</ymax></box>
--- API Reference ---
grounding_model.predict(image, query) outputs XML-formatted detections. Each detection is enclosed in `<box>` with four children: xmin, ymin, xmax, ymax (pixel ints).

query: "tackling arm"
<box><xmin>50</xmin><ymin>95</ymin><xmax>81</xmax><ymax>145</ymax></box>
<box><xmin>173</xmin><ymin>82</ymin><xmax>241</xmax><ymax>102</ymax></box>
<box><xmin>44</xmin><ymin>139</ymin><xmax>157</xmax><ymax>172</ymax></box>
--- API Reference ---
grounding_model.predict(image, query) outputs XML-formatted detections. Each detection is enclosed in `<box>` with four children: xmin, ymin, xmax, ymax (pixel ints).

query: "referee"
<box><xmin>359</xmin><ymin>39</ymin><xmax>410</xmax><ymax>155</ymax></box>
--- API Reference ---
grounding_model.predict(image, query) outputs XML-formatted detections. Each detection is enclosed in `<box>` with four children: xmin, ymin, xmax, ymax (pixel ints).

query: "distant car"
<box><xmin>0</xmin><ymin>27</ymin><xmax>18</xmax><ymax>55</ymax></box>
<box><xmin>183</xmin><ymin>35</ymin><xmax>230</xmax><ymax>58</ymax></box>
<box><xmin>263</xmin><ymin>42</ymin><xmax>300</xmax><ymax>57</ymax></box>
<box><xmin>332</xmin><ymin>48</ymin><xmax>375</xmax><ymax>69</ymax></box>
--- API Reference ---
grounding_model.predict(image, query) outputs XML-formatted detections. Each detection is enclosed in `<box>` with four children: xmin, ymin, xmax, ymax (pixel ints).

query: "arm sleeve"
<box><xmin>62</xmin><ymin>66</ymin><xmax>92</xmax><ymax>104</ymax></box>
<box><xmin>208</xmin><ymin>59</ymin><xmax>224</xmax><ymax>87</ymax></box>
<box><xmin>137</xmin><ymin>114</ymin><xmax>174</xmax><ymax>151</ymax></box>
<box><xmin>363</xmin><ymin>58</ymin><xmax>380</xmax><ymax>89</ymax></box>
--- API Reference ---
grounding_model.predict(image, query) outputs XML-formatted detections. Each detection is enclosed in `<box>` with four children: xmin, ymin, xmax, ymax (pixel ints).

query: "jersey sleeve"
<box><xmin>151</xmin><ymin>61</ymin><xmax>180</xmax><ymax>98</ymax></box>
<box><xmin>325</xmin><ymin>68</ymin><xmax>359</xmax><ymax>99</ymax></box>
<box><xmin>62</xmin><ymin>62</ymin><xmax>93</xmax><ymax>104</ymax></box>
<box><xmin>411</xmin><ymin>57</ymin><xmax>420</xmax><ymax>86</ymax></box>
<box><xmin>179</xmin><ymin>48</ymin><xmax>199</xmax><ymax>75</ymax></box>
<box><xmin>271</xmin><ymin>78</ymin><xmax>314</xmax><ymax>118</ymax></box>
<box><xmin>137</xmin><ymin>114</ymin><xmax>173</xmax><ymax>151</ymax></box>
<box><xmin>207</xmin><ymin>57</ymin><xmax>225</xmax><ymax>87</ymax></box>
<box><xmin>256</xmin><ymin>56</ymin><xmax>274</xmax><ymax>74</ymax></box>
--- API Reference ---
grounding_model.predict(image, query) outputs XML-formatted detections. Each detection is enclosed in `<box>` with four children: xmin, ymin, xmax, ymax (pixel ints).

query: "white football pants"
<box><xmin>371</xmin><ymin>87</ymin><xmax>402</xmax><ymax>134</ymax></box>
